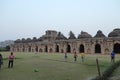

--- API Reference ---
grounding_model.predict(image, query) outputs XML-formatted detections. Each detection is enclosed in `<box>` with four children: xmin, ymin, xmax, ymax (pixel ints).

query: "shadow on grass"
<box><xmin>42</xmin><ymin>58</ymin><xmax>108</xmax><ymax>67</ymax></box>
<box><xmin>3</xmin><ymin>57</ymin><xmax>23</xmax><ymax>60</ymax></box>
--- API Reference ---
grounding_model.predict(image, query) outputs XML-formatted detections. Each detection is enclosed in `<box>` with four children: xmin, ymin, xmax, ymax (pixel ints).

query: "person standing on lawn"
<box><xmin>81</xmin><ymin>52</ymin><xmax>85</xmax><ymax>62</ymax></box>
<box><xmin>8</xmin><ymin>52</ymin><xmax>15</xmax><ymax>68</ymax></box>
<box><xmin>111</xmin><ymin>51</ymin><xmax>115</xmax><ymax>63</ymax></box>
<box><xmin>74</xmin><ymin>50</ymin><xmax>78</xmax><ymax>62</ymax></box>
<box><xmin>64</xmin><ymin>52</ymin><xmax>68</xmax><ymax>61</ymax></box>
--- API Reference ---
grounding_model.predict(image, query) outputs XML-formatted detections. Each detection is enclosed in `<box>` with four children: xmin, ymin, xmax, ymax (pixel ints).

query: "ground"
<box><xmin>0</xmin><ymin>52</ymin><xmax>119</xmax><ymax>80</ymax></box>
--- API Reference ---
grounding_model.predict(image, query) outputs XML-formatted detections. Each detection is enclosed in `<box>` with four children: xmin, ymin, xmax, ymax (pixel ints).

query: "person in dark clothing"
<box><xmin>64</xmin><ymin>52</ymin><xmax>68</xmax><ymax>61</ymax></box>
<box><xmin>8</xmin><ymin>52</ymin><xmax>15</xmax><ymax>68</ymax></box>
<box><xmin>74</xmin><ymin>51</ymin><xmax>78</xmax><ymax>62</ymax></box>
<box><xmin>111</xmin><ymin>51</ymin><xmax>115</xmax><ymax>63</ymax></box>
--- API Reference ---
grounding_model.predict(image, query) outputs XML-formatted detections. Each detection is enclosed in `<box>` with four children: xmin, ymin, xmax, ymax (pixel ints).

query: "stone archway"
<box><xmin>28</xmin><ymin>46</ymin><xmax>31</xmax><ymax>52</ymax></box>
<box><xmin>79</xmin><ymin>44</ymin><xmax>84</xmax><ymax>53</ymax></box>
<box><xmin>114</xmin><ymin>43</ymin><xmax>120</xmax><ymax>53</ymax></box>
<box><xmin>35</xmin><ymin>46</ymin><xmax>38</xmax><ymax>52</ymax></box>
<box><xmin>49</xmin><ymin>48</ymin><xmax>53</xmax><ymax>53</ymax></box>
<box><xmin>17</xmin><ymin>48</ymin><xmax>19</xmax><ymax>52</ymax></box>
<box><xmin>45</xmin><ymin>46</ymin><xmax>48</xmax><ymax>52</ymax></box>
<box><xmin>23</xmin><ymin>46</ymin><xmax>25</xmax><ymax>52</ymax></box>
<box><xmin>95</xmin><ymin>44</ymin><xmax>101</xmax><ymax>53</ymax></box>
<box><xmin>39</xmin><ymin>48</ymin><xmax>43</xmax><ymax>52</ymax></box>
<box><xmin>67</xmin><ymin>44</ymin><xmax>71</xmax><ymax>53</ymax></box>
<box><xmin>56</xmin><ymin>45</ymin><xmax>59</xmax><ymax>52</ymax></box>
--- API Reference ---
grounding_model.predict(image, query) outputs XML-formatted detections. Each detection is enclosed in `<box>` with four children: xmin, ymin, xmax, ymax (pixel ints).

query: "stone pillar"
<box><xmin>91</xmin><ymin>43</ymin><xmax>95</xmax><ymax>54</ymax></box>
<box><xmin>101</xmin><ymin>44</ymin><xmax>104</xmax><ymax>54</ymax></box>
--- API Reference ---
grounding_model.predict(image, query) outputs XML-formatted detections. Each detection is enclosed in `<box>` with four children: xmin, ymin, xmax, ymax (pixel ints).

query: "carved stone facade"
<box><xmin>11</xmin><ymin>28</ymin><xmax>120</xmax><ymax>54</ymax></box>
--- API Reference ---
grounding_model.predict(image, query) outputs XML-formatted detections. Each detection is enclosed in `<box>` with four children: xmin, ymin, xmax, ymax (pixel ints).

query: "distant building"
<box><xmin>11</xmin><ymin>28</ymin><xmax>120</xmax><ymax>54</ymax></box>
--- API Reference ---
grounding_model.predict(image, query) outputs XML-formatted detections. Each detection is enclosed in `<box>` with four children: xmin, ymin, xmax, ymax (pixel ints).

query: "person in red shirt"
<box><xmin>8</xmin><ymin>52</ymin><xmax>15</xmax><ymax>68</ymax></box>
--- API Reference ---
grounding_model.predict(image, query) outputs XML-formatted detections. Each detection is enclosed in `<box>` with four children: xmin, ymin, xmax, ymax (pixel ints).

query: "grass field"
<box><xmin>0</xmin><ymin>52</ymin><xmax>120</xmax><ymax>80</ymax></box>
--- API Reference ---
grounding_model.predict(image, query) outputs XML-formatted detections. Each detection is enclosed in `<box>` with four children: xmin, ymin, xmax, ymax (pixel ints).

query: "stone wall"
<box><xmin>10</xmin><ymin>29</ymin><xmax>120</xmax><ymax>54</ymax></box>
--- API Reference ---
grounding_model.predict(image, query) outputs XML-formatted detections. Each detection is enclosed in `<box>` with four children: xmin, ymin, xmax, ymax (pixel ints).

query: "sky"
<box><xmin>0</xmin><ymin>0</ymin><xmax>120</xmax><ymax>41</ymax></box>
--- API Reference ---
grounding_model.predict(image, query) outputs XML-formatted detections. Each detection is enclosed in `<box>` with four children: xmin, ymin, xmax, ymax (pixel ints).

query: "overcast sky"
<box><xmin>0</xmin><ymin>0</ymin><xmax>120</xmax><ymax>41</ymax></box>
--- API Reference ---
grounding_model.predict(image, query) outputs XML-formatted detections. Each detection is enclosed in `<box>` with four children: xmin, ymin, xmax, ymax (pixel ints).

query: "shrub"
<box><xmin>91</xmin><ymin>60</ymin><xmax>120</xmax><ymax>80</ymax></box>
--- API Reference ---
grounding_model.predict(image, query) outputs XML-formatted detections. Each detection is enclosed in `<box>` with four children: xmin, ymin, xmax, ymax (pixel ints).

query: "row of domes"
<box><xmin>79</xmin><ymin>28</ymin><xmax>120</xmax><ymax>38</ymax></box>
<box><xmin>15</xmin><ymin>28</ymin><xmax>120</xmax><ymax>43</ymax></box>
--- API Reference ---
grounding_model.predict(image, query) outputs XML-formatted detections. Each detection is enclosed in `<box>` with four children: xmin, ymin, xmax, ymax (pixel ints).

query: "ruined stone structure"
<box><xmin>11</xmin><ymin>28</ymin><xmax>120</xmax><ymax>54</ymax></box>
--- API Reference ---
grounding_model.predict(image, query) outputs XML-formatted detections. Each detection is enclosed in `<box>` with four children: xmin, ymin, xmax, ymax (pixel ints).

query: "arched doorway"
<box><xmin>114</xmin><ymin>43</ymin><xmax>120</xmax><ymax>53</ymax></box>
<box><xmin>28</xmin><ymin>46</ymin><xmax>31</xmax><ymax>52</ymax></box>
<box><xmin>45</xmin><ymin>46</ymin><xmax>48</xmax><ymax>52</ymax></box>
<box><xmin>79</xmin><ymin>44</ymin><xmax>84</xmax><ymax>53</ymax></box>
<box><xmin>17</xmin><ymin>47</ymin><xmax>19</xmax><ymax>52</ymax></box>
<box><xmin>56</xmin><ymin>45</ymin><xmax>59</xmax><ymax>52</ymax></box>
<box><xmin>67</xmin><ymin>44</ymin><xmax>71</xmax><ymax>53</ymax></box>
<box><xmin>35</xmin><ymin>46</ymin><xmax>38</xmax><ymax>52</ymax></box>
<box><xmin>23</xmin><ymin>46</ymin><xmax>25</xmax><ymax>52</ymax></box>
<box><xmin>39</xmin><ymin>48</ymin><xmax>43</xmax><ymax>52</ymax></box>
<box><xmin>49</xmin><ymin>48</ymin><xmax>53</xmax><ymax>53</ymax></box>
<box><xmin>95</xmin><ymin>44</ymin><xmax>101</xmax><ymax>53</ymax></box>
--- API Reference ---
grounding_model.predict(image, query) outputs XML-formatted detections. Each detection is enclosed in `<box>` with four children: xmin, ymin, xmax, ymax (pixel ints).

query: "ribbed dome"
<box><xmin>108</xmin><ymin>28</ymin><xmax>120</xmax><ymax>37</ymax></box>
<box><xmin>56</xmin><ymin>32</ymin><xmax>67</xmax><ymax>40</ymax></box>
<box><xmin>14</xmin><ymin>39</ymin><xmax>21</xmax><ymax>43</ymax></box>
<box><xmin>94</xmin><ymin>30</ymin><xmax>106</xmax><ymax>37</ymax></box>
<box><xmin>78</xmin><ymin>31</ymin><xmax>92</xmax><ymax>38</ymax></box>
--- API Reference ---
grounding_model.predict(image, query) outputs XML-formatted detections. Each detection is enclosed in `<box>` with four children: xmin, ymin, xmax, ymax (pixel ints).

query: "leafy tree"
<box><xmin>5</xmin><ymin>45</ymin><xmax>10</xmax><ymax>51</ymax></box>
<box><xmin>0</xmin><ymin>46</ymin><xmax>10</xmax><ymax>51</ymax></box>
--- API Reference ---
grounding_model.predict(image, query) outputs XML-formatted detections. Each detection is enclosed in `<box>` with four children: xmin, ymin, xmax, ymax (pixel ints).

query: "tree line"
<box><xmin>0</xmin><ymin>46</ymin><xmax>10</xmax><ymax>51</ymax></box>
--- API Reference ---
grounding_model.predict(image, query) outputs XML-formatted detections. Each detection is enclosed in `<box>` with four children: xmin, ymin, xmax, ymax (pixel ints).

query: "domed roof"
<box><xmin>108</xmin><ymin>28</ymin><xmax>120</xmax><ymax>37</ymax></box>
<box><xmin>56</xmin><ymin>32</ymin><xmax>67</xmax><ymax>40</ymax></box>
<box><xmin>94</xmin><ymin>30</ymin><xmax>106</xmax><ymax>37</ymax></box>
<box><xmin>14</xmin><ymin>39</ymin><xmax>21</xmax><ymax>43</ymax></box>
<box><xmin>78</xmin><ymin>31</ymin><xmax>92</xmax><ymax>38</ymax></box>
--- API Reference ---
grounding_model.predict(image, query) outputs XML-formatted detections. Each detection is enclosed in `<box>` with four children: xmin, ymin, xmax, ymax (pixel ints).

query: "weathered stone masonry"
<box><xmin>11</xmin><ymin>28</ymin><xmax>120</xmax><ymax>54</ymax></box>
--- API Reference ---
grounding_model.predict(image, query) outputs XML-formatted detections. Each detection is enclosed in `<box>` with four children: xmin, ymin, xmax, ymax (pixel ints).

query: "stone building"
<box><xmin>11</xmin><ymin>28</ymin><xmax>120</xmax><ymax>54</ymax></box>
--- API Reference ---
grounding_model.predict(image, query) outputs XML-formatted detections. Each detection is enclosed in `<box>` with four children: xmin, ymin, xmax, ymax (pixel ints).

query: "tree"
<box><xmin>5</xmin><ymin>45</ymin><xmax>10</xmax><ymax>51</ymax></box>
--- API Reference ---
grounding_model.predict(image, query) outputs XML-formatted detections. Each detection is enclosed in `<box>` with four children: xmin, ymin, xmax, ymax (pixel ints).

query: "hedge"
<box><xmin>91</xmin><ymin>60</ymin><xmax>120</xmax><ymax>80</ymax></box>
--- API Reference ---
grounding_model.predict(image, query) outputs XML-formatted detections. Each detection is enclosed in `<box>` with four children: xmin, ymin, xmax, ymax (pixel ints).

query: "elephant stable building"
<box><xmin>11</xmin><ymin>28</ymin><xmax>120</xmax><ymax>54</ymax></box>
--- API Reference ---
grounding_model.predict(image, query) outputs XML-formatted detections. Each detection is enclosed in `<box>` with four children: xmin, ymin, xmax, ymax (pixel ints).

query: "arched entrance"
<box><xmin>17</xmin><ymin>47</ymin><xmax>19</xmax><ymax>52</ymax></box>
<box><xmin>79</xmin><ymin>44</ymin><xmax>84</xmax><ymax>53</ymax></box>
<box><xmin>39</xmin><ymin>48</ymin><xmax>43</xmax><ymax>52</ymax></box>
<box><xmin>28</xmin><ymin>46</ymin><xmax>31</xmax><ymax>52</ymax></box>
<box><xmin>45</xmin><ymin>46</ymin><xmax>48</xmax><ymax>52</ymax></box>
<box><xmin>56</xmin><ymin>45</ymin><xmax>59</xmax><ymax>52</ymax></box>
<box><xmin>67</xmin><ymin>44</ymin><xmax>71</xmax><ymax>53</ymax></box>
<box><xmin>49</xmin><ymin>48</ymin><xmax>53</xmax><ymax>53</ymax></box>
<box><xmin>95</xmin><ymin>44</ymin><xmax>101</xmax><ymax>53</ymax></box>
<box><xmin>35</xmin><ymin>46</ymin><xmax>38</xmax><ymax>52</ymax></box>
<box><xmin>114</xmin><ymin>43</ymin><xmax>120</xmax><ymax>53</ymax></box>
<box><xmin>23</xmin><ymin>46</ymin><xmax>25</xmax><ymax>52</ymax></box>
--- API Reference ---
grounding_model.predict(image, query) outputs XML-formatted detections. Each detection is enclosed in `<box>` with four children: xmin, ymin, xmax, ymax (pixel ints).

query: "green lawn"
<box><xmin>0</xmin><ymin>52</ymin><xmax>119</xmax><ymax>80</ymax></box>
